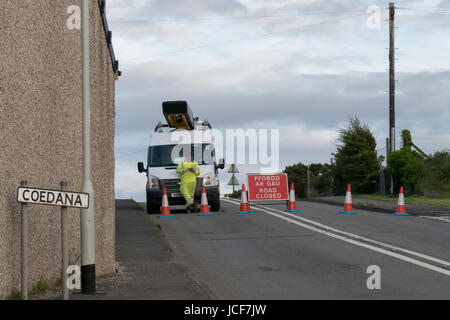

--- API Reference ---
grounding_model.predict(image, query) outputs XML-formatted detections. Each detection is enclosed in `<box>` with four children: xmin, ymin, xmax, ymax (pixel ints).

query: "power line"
<box><xmin>397</xmin><ymin>7</ymin><xmax>450</xmax><ymax>16</ymax></box>
<box><xmin>109</xmin><ymin>9</ymin><xmax>369</xmax><ymax>24</ymax></box>
<box><xmin>397</xmin><ymin>6</ymin><xmax>450</xmax><ymax>11</ymax></box>
<box><xmin>122</xmin><ymin>12</ymin><xmax>368</xmax><ymax>62</ymax></box>
<box><xmin>414</xmin><ymin>137</ymin><xmax>450</xmax><ymax>141</ymax></box>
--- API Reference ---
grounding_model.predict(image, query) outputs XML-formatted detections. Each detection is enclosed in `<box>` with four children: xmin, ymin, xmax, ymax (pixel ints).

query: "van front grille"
<box><xmin>160</xmin><ymin>178</ymin><xmax>203</xmax><ymax>194</ymax></box>
<box><xmin>160</xmin><ymin>179</ymin><xmax>180</xmax><ymax>193</ymax></box>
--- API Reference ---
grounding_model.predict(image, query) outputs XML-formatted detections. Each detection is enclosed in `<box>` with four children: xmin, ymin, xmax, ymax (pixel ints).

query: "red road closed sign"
<box><xmin>247</xmin><ymin>173</ymin><xmax>289</xmax><ymax>201</ymax></box>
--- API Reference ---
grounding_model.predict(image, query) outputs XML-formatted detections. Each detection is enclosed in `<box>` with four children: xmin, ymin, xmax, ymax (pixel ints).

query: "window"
<box><xmin>148</xmin><ymin>144</ymin><xmax>215</xmax><ymax>167</ymax></box>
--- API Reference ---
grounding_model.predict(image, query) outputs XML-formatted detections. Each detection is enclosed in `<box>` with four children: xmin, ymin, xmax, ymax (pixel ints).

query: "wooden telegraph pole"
<box><xmin>389</xmin><ymin>2</ymin><xmax>396</xmax><ymax>155</ymax></box>
<box><xmin>388</xmin><ymin>3</ymin><xmax>396</xmax><ymax>194</ymax></box>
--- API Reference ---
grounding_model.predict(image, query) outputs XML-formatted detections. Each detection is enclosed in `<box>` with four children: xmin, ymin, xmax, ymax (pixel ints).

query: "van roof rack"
<box><xmin>154</xmin><ymin>121</ymin><xmax>170</xmax><ymax>132</ymax></box>
<box><xmin>155</xmin><ymin>120</ymin><xmax>212</xmax><ymax>132</ymax></box>
<box><xmin>200</xmin><ymin>119</ymin><xmax>212</xmax><ymax>130</ymax></box>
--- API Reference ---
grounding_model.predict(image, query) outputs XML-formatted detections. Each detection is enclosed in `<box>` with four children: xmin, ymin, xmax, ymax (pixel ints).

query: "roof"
<box><xmin>98</xmin><ymin>0</ymin><xmax>121</xmax><ymax>76</ymax></box>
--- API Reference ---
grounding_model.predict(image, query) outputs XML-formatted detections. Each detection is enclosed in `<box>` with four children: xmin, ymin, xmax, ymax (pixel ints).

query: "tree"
<box><xmin>283</xmin><ymin>162</ymin><xmax>334</xmax><ymax>198</ymax></box>
<box><xmin>401</xmin><ymin>129</ymin><xmax>412</xmax><ymax>149</ymax></box>
<box><xmin>283</xmin><ymin>162</ymin><xmax>308</xmax><ymax>198</ymax></box>
<box><xmin>416</xmin><ymin>150</ymin><xmax>450</xmax><ymax>197</ymax></box>
<box><xmin>423</xmin><ymin>150</ymin><xmax>450</xmax><ymax>184</ymax></box>
<box><xmin>332</xmin><ymin>116</ymin><xmax>381</xmax><ymax>195</ymax></box>
<box><xmin>387</xmin><ymin>130</ymin><xmax>424</xmax><ymax>193</ymax></box>
<box><xmin>309</xmin><ymin>163</ymin><xmax>333</xmax><ymax>196</ymax></box>
<box><xmin>387</xmin><ymin>149</ymin><xmax>424</xmax><ymax>193</ymax></box>
<box><xmin>225</xmin><ymin>189</ymin><xmax>242</xmax><ymax>199</ymax></box>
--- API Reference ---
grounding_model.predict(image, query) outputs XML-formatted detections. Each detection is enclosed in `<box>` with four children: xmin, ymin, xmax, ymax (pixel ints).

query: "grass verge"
<box><xmin>355</xmin><ymin>194</ymin><xmax>450</xmax><ymax>209</ymax></box>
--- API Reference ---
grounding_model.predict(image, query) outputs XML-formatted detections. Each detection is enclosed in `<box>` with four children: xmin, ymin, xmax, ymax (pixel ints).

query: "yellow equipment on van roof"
<box><xmin>162</xmin><ymin>101</ymin><xmax>195</xmax><ymax>130</ymax></box>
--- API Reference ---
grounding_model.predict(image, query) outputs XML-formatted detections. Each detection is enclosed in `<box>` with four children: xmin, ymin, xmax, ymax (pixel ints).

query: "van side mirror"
<box><xmin>137</xmin><ymin>162</ymin><xmax>147</xmax><ymax>173</ymax></box>
<box><xmin>217</xmin><ymin>158</ymin><xmax>225</xmax><ymax>170</ymax></box>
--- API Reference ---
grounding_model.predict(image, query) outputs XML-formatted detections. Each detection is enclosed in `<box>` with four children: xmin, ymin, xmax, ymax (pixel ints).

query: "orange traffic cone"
<box><xmin>339</xmin><ymin>184</ymin><xmax>357</xmax><ymax>214</ymax></box>
<box><xmin>236</xmin><ymin>184</ymin><xmax>253</xmax><ymax>214</ymax></box>
<box><xmin>158</xmin><ymin>187</ymin><xmax>173</xmax><ymax>218</ymax></box>
<box><xmin>284</xmin><ymin>182</ymin><xmax>300</xmax><ymax>213</ymax></box>
<box><xmin>197</xmin><ymin>185</ymin><xmax>213</xmax><ymax>216</ymax></box>
<box><xmin>393</xmin><ymin>186</ymin><xmax>409</xmax><ymax>216</ymax></box>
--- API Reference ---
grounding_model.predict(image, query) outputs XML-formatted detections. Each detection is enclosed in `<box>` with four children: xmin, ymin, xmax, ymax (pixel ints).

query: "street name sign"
<box><xmin>17</xmin><ymin>187</ymin><xmax>89</xmax><ymax>208</ymax></box>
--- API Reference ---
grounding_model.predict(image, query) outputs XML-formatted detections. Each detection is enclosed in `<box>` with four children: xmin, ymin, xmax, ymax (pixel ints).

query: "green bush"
<box><xmin>225</xmin><ymin>189</ymin><xmax>242</xmax><ymax>199</ymax></box>
<box><xmin>284</xmin><ymin>162</ymin><xmax>308</xmax><ymax>198</ymax></box>
<box><xmin>283</xmin><ymin>162</ymin><xmax>334</xmax><ymax>198</ymax></box>
<box><xmin>332</xmin><ymin>116</ymin><xmax>381</xmax><ymax>195</ymax></box>
<box><xmin>418</xmin><ymin>150</ymin><xmax>450</xmax><ymax>198</ymax></box>
<box><xmin>387</xmin><ymin>147</ymin><xmax>424</xmax><ymax>193</ymax></box>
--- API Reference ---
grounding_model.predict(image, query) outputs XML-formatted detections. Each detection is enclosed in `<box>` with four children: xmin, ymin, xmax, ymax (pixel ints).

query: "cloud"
<box><xmin>115</xmin><ymin>160</ymin><xmax>147</xmax><ymax>200</ymax></box>
<box><xmin>108</xmin><ymin>0</ymin><xmax>247</xmax><ymax>22</ymax></box>
<box><xmin>115</xmin><ymin>56</ymin><xmax>450</xmax><ymax>139</ymax></box>
<box><xmin>107</xmin><ymin>0</ymin><xmax>450</xmax><ymax>199</ymax></box>
<box><xmin>143</xmin><ymin>0</ymin><xmax>247</xmax><ymax>17</ymax></box>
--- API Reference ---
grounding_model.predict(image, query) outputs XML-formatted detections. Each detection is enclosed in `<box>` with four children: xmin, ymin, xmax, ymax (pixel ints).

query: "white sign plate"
<box><xmin>17</xmin><ymin>187</ymin><xmax>89</xmax><ymax>209</ymax></box>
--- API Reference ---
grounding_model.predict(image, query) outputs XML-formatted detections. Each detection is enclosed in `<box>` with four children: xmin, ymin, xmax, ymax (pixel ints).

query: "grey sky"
<box><xmin>107</xmin><ymin>0</ymin><xmax>450</xmax><ymax>200</ymax></box>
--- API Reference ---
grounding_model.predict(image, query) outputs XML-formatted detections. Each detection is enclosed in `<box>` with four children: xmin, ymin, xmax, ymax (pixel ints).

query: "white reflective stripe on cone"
<box><xmin>345</xmin><ymin>191</ymin><xmax>352</xmax><ymax>204</ymax></box>
<box><xmin>290</xmin><ymin>189</ymin><xmax>295</xmax><ymax>201</ymax></box>
<box><xmin>241</xmin><ymin>190</ymin><xmax>247</xmax><ymax>203</ymax></box>
<box><xmin>201</xmin><ymin>191</ymin><xmax>208</xmax><ymax>204</ymax></box>
<box><xmin>398</xmin><ymin>193</ymin><xmax>405</xmax><ymax>205</ymax></box>
<box><xmin>162</xmin><ymin>195</ymin><xmax>169</xmax><ymax>207</ymax></box>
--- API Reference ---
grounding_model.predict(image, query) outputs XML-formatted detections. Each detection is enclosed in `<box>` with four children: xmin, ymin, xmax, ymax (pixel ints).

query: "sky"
<box><xmin>105</xmin><ymin>0</ymin><xmax>450</xmax><ymax>201</ymax></box>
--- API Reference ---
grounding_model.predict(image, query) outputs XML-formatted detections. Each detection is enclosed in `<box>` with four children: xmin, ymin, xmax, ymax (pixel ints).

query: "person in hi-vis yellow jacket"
<box><xmin>176</xmin><ymin>154</ymin><xmax>200</xmax><ymax>209</ymax></box>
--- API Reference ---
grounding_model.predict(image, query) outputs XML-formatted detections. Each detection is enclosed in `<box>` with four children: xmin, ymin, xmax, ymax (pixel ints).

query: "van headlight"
<box><xmin>147</xmin><ymin>175</ymin><xmax>160</xmax><ymax>189</ymax></box>
<box><xmin>203</xmin><ymin>172</ymin><xmax>217</xmax><ymax>186</ymax></box>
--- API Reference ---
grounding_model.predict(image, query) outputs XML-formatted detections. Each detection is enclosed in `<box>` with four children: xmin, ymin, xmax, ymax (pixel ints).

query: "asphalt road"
<box><xmin>150</xmin><ymin>198</ymin><xmax>450</xmax><ymax>299</ymax></box>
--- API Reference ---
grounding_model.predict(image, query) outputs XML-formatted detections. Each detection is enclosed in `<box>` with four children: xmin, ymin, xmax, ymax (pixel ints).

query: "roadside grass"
<box><xmin>355</xmin><ymin>194</ymin><xmax>450</xmax><ymax>209</ymax></box>
<box><xmin>34</xmin><ymin>279</ymin><xmax>49</xmax><ymax>292</ymax></box>
<box><xmin>7</xmin><ymin>290</ymin><xmax>21</xmax><ymax>300</ymax></box>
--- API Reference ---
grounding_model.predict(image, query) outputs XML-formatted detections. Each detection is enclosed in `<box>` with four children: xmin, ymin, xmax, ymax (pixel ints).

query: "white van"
<box><xmin>138</xmin><ymin>101</ymin><xmax>224</xmax><ymax>213</ymax></box>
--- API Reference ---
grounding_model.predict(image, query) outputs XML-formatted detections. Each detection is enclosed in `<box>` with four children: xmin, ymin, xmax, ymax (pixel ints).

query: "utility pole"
<box><xmin>386</xmin><ymin>137</ymin><xmax>393</xmax><ymax>194</ymax></box>
<box><xmin>389</xmin><ymin>2</ymin><xmax>396</xmax><ymax>154</ymax></box>
<box><xmin>386</xmin><ymin>137</ymin><xmax>390</xmax><ymax>165</ymax></box>
<box><xmin>387</xmin><ymin>2</ymin><xmax>396</xmax><ymax>195</ymax></box>
<box><xmin>81</xmin><ymin>0</ymin><xmax>96</xmax><ymax>294</ymax></box>
<box><xmin>306</xmin><ymin>169</ymin><xmax>311</xmax><ymax>198</ymax></box>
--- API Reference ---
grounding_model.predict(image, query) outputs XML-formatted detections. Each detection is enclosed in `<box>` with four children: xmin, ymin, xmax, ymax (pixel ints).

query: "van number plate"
<box><xmin>171</xmin><ymin>192</ymin><xmax>182</xmax><ymax>198</ymax></box>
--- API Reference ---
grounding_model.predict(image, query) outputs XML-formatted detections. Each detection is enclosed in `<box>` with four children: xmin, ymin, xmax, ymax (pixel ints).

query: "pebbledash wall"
<box><xmin>0</xmin><ymin>0</ymin><xmax>119</xmax><ymax>298</ymax></box>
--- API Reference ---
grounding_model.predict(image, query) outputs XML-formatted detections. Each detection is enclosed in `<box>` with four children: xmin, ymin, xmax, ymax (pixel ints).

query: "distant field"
<box><xmin>355</xmin><ymin>194</ymin><xmax>450</xmax><ymax>209</ymax></box>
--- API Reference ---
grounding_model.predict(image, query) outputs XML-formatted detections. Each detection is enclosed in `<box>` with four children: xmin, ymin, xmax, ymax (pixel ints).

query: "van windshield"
<box><xmin>148</xmin><ymin>144</ymin><xmax>215</xmax><ymax>167</ymax></box>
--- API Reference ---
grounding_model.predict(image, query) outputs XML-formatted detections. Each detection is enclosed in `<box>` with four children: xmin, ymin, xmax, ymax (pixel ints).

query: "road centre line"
<box><xmin>261</xmin><ymin>203</ymin><xmax>450</xmax><ymax>267</ymax></box>
<box><xmin>222</xmin><ymin>199</ymin><xmax>450</xmax><ymax>276</ymax></box>
<box><xmin>420</xmin><ymin>216</ymin><xmax>450</xmax><ymax>223</ymax></box>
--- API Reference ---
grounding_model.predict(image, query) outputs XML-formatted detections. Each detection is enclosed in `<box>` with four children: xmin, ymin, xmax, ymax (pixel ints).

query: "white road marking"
<box><xmin>222</xmin><ymin>198</ymin><xmax>450</xmax><ymax>276</ymax></box>
<box><xmin>263</xmin><ymin>204</ymin><xmax>450</xmax><ymax>267</ymax></box>
<box><xmin>420</xmin><ymin>216</ymin><xmax>450</xmax><ymax>223</ymax></box>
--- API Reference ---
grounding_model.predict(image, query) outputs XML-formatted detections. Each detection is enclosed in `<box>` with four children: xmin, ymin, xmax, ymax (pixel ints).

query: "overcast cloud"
<box><xmin>106</xmin><ymin>0</ymin><xmax>450</xmax><ymax>200</ymax></box>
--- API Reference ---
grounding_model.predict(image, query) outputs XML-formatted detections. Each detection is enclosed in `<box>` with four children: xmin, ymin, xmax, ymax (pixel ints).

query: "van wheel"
<box><xmin>210</xmin><ymin>197</ymin><xmax>220</xmax><ymax>211</ymax></box>
<box><xmin>146</xmin><ymin>193</ymin><xmax>160</xmax><ymax>214</ymax></box>
<box><xmin>146</xmin><ymin>203</ymin><xmax>160</xmax><ymax>214</ymax></box>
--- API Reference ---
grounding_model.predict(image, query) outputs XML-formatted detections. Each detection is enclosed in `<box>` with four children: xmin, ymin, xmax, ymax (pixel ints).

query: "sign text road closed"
<box><xmin>17</xmin><ymin>187</ymin><xmax>89</xmax><ymax>208</ymax></box>
<box><xmin>247</xmin><ymin>173</ymin><xmax>289</xmax><ymax>201</ymax></box>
